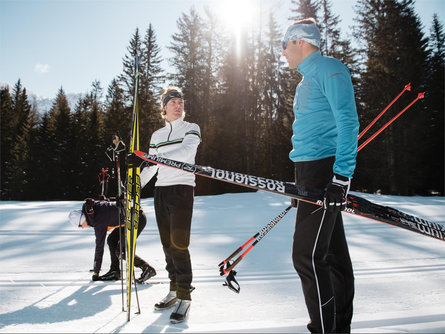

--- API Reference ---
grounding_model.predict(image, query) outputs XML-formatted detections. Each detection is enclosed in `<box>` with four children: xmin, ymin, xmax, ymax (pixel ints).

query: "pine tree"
<box><xmin>119</xmin><ymin>26</ymin><xmax>164</xmax><ymax>151</ymax></box>
<box><xmin>8</xmin><ymin>112</ymin><xmax>33</xmax><ymax>200</ymax></box>
<box><xmin>120</xmin><ymin>28</ymin><xmax>143</xmax><ymax>106</ymax></box>
<box><xmin>257</xmin><ymin>12</ymin><xmax>287</xmax><ymax>177</ymax></box>
<box><xmin>353</xmin><ymin>0</ymin><xmax>429</xmax><ymax>194</ymax></box>
<box><xmin>289</xmin><ymin>0</ymin><xmax>319</xmax><ymax>21</ymax></box>
<box><xmin>86</xmin><ymin>88</ymin><xmax>108</xmax><ymax>198</ymax></box>
<box><xmin>104</xmin><ymin>78</ymin><xmax>130</xmax><ymax>143</ymax></box>
<box><xmin>0</xmin><ymin>86</ymin><xmax>14</xmax><ymax>199</ymax></box>
<box><xmin>139</xmin><ymin>23</ymin><xmax>164</xmax><ymax>149</ymax></box>
<box><xmin>168</xmin><ymin>7</ymin><xmax>207</xmax><ymax>126</ymax></box>
<box><xmin>319</xmin><ymin>0</ymin><xmax>356</xmax><ymax>69</ymax></box>
<box><xmin>196</xmin><ymin>7</ymin><xmax>222</xmax><ymax>166</ymax></box>
<box><xmin>4</xmin><ymin>81</ymin><xmax>34</xmax><ymax>200</ymax></box>
<box><xmin>32</xmin><ymin>112</ymin><xmax>54</xmax><ymax>199</ymax></box>
<box><xmin>21</xmin><ymin>101</ymin><xmax>40</xmax><ymax>200</ymax></box>
<box><xmin>51</xmin><ymin>87</ymin><xmax>74</xmax><ymax>199</ymax></box>
<box><xmin>71</xmin><ymin>95</ymin><xmax>93</xmax><ymax>198</ymax></box>
<box><xmin>424</xmin><ymin>14</ymin><xmax>444</xmax><ymax>194</ymax></box>
<box><xmin>216</xmin><ymin>24</ymin><xmax>256</xmax><ymax>176</ymax></box>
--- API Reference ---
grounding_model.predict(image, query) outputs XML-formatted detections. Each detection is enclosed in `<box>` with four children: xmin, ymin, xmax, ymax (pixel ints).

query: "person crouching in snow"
<box><xmin>68</xmin><ymin>198</ymin><xmax>156</xmax><ymax>282</ymax></box>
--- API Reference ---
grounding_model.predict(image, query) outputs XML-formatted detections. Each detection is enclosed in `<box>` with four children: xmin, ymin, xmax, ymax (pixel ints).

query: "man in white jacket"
<box><xmin>140</xmin><ymin>86</ymin><xmax>201</xmax><ymax>324</ymax></box>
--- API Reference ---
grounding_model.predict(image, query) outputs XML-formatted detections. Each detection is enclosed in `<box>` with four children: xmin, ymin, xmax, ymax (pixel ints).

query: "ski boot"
<box><xmin>100</xmin><ymin>269</ymin><xmax>120</xmax><ymax>281</ymax></box>
<box><xmin>136</xmin><ymin>265</ymin><xmax>156</xmax><ymax>283</ymax></box>
<box><xmin>170</xmin><ymin>299</ymin><xmax>191</xmax><ymax>324</ymax></box>
<box><xmin>154</xmin><ymin>291</ymin><xmax>178</xmax><ymax>311</ymax></box>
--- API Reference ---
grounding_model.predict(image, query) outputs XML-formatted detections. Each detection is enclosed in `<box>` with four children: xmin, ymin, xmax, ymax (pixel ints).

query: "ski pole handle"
<box><xmin>218</xmin><ymin>246</ymin><xmax>244</xmax><ymax>268</ymax></box>
<box><xmin>218</xmin><ymin>235</ymin><xmax>256</xmax><ymax>267</ymax></box>
<box><xmin>222</xmin><ymin>257</ymin><xmax>243</xmax><ymax>275</ymax></box>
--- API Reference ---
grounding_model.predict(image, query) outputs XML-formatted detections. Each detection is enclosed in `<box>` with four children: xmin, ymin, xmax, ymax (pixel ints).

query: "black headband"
<box><xmin>162</xmin><ymin>90</ymin><xmax>183</xmax><ymax>107</ymax></box>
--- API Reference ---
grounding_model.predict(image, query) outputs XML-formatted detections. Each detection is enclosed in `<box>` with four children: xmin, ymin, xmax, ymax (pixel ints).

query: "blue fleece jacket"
<box><xmin>289</xmin><ymin>51</ymin><xmax>359</xmax><ymax>178</ymax></box>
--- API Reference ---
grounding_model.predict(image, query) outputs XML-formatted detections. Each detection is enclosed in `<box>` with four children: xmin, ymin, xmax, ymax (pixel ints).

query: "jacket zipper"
<box><xmin>167</xmin><ymin>122</ymin><xmax>173</xmax><ymax>142</ymax></box>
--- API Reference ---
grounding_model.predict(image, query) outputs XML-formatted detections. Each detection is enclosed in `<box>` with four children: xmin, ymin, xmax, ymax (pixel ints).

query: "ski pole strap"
<box><xmin>98</xmin><ymin>169</ymin><xmax>110</xmax><ymax>182</ymax></box>
<box><xmin>222</xmin><ymin>269</ymin><xmax>240</xmax><ymax>293</ymax></box>
<box><xmin>219</xmin><ymin>256</ymin><xmax>244</xmax><ymax>276</ymax></box>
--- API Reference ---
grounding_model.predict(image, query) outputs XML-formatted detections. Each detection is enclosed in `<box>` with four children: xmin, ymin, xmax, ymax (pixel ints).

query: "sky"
<box><xmin>0</xmin><ymin>0</ymin><xmax>444</xmax><ymax>99</ymax></box>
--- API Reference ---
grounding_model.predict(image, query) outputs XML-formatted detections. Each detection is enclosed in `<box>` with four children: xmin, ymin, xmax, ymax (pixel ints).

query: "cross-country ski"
<box><xmin>133</xmin><ymin>150</ymin><xmax>445</xmax><ymax>242</ymax></box>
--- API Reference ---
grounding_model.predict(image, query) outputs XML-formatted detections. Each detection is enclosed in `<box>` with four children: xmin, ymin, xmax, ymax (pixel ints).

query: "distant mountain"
<box><xmin>0</xmin><ymin>81</ymin><xmax>83</xmax><ymax>114</ymax></box>
<box><xmin>28</xmin><ymin>92</ymin><xmax>83</xmax><ymax>114</ymax></box>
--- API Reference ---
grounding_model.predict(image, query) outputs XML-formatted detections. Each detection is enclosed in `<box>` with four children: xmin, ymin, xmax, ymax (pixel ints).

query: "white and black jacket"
<box><xmin>140</xmin><ymin>118</ymin><xmax>201</xmax><ymax>188</ymax></box>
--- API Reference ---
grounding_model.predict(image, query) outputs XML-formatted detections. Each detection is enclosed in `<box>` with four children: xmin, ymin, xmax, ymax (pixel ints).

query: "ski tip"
<box><xmin>418</xmin><ymin>92</ymin><xmax>425</xmax><ymax>99</ymax></box>
<box><xmin>405</xmin><ymin>83</ymin><xmax>411</xmax><ymax>91</ymax></box>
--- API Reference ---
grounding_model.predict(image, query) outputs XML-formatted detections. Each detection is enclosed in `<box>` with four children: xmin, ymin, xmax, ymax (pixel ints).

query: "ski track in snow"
<box><xmin>0</xmin><ymin>192</ymin><xmax>444</xmax><ymax>333</ymax></box>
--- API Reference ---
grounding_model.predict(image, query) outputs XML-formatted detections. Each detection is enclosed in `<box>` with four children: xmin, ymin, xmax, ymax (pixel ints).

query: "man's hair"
<box><xmin>159</xmin><ymin>86</ymin><xmax>186</xmax><ymax>119</ymax></box>
<box><xmin>292</xmin><ymin>17</ymin><xmax>317</xmax><ymax>25</ymax></box>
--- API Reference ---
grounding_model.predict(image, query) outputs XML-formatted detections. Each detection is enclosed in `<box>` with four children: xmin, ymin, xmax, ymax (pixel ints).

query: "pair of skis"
<box><xmin>133</xmin><ymin>151</ymin><xmax>445</xmax><ymax>243</ymax></box>
<box><xmin>105</xmin><ymin>57</ymin><xmax>142</xmax><ymax>321</ymax></box>
<box><xmin>107</xmin><ymin>129</ymin><xmax>141</xmax><ymax>320</ymax></box>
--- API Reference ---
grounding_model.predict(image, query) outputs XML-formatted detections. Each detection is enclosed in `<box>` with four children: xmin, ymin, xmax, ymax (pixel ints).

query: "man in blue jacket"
<box><xmin>282</xmin><ymin>18</ymin><xmax>359</xmax><ymax>333</ymax></box>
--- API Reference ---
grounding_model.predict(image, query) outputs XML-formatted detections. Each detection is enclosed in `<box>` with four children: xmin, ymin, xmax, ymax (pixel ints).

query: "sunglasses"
<box><xmin>282</xmin><ymin>40</ymin><xmax>299</xmax><ymax>51</ymax></box>
<box><xmin>282</xmin><ymin>41</ymin><xmax>287</xmax><ymax>50</ymax></box>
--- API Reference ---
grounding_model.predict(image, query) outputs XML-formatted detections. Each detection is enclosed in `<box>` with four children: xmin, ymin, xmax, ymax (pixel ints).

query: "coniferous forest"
<box><xmin>1</xmin><ymin>0</ymin><xmax>444</xmax><ymax>201</ymax></box>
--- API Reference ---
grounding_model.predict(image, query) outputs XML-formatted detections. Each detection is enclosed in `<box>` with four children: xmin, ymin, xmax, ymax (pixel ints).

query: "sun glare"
<box><xmin>218</xmin><ymin>0</ymin><xmax>257</xmax><ymax>35</ymax></box>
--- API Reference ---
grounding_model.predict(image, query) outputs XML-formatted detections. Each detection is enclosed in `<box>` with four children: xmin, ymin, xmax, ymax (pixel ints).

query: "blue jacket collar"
<box><xmin>297</xmin><ymin>51</ymin><xmax>321</xmax><ymax>75</ymax></box>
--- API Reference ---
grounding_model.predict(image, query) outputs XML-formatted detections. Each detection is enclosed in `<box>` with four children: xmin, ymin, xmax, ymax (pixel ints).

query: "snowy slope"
<box><xmin>0</xmin><ymin>191</ymin><xmax>444</xmax><ymax>333</ymax></box>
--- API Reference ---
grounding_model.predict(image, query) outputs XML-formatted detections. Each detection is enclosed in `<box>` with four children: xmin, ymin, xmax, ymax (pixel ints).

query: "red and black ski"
<box><xmin>134</xmin><ymin>150</ymin><xmax>445</xmax><ymax>242</ymax></box>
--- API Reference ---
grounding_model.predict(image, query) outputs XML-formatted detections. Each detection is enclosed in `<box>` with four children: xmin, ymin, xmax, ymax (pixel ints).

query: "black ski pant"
<box><xmin>293</xmin><ymin>157</ymin><xmax>354</xmax><ymax>333</ymax></box>
<box><xmin>107</xmin><ymin>210</ymin><xmax>149</xmax><ymax>272</ymax></box>
<box><xmin>154</xmin><ymin>185</ymin><xmax>194</xmax><ymax>294</ymax></box>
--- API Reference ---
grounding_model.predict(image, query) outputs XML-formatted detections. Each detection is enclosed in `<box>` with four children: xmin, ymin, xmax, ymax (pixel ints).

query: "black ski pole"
<box><xmin>107</xmin><ymin>134</ymin><xmax>126</xmax><ymax>311</ymax></box>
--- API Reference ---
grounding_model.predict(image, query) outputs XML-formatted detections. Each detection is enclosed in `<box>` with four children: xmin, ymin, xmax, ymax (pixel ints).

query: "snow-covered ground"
<box><xmin>0</xmin><ymin>191</ymin><xmax>444</xmax><ymax>333</ymax></box>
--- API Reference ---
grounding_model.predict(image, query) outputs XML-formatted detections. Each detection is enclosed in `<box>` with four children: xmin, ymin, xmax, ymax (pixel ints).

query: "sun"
<box><xmin>217</xmin><ymin>0</ymin><xmax>257</xmax><ymax>36</ymax></box>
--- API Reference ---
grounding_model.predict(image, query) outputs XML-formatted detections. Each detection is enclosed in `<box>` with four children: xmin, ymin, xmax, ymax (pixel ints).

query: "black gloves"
<box><xmin>127</xmin><ymin>153</ymin><xmax>142</xmax><ymax>167</ymax></box>
<box><xmin>323</xmin><ymin>173</ymin><xmax>350</xmax><ymax>213</ymax></box>
<box><xmin>127</xmin><ymin>153</ymin><xmax>154</xmax><ymax>168</ymax></box>
<box><xmin>92</xmin><ymin>272</ymin><xmax>100</xmax><ymax>281</ymax></box>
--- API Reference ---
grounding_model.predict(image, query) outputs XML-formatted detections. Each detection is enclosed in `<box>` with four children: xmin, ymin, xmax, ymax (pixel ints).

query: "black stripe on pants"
<box><xmin>292</xmin><ymin>157</ymin><xmax>354</xmax><ymax>333</ymax></box>
<box><xmin>154</xmin><ymin>185</ymin><xmax>194</xmax><ymax>291</ymax></box>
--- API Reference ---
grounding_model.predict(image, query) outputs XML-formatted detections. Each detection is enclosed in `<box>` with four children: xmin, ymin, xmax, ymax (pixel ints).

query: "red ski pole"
<box><xmin>358</xmin><ymin>83</ymin><xmax>411</xmax><ymax>140</ymax></box>
<box><xmin>357</xmin><ymin>92</ymin><xmax>424</xmax><ymax>152</ymax></box>
<box><xmin>218</xmin><ymin>205</ymin><xmax>292</xmax><ymax>275</ymax></box>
